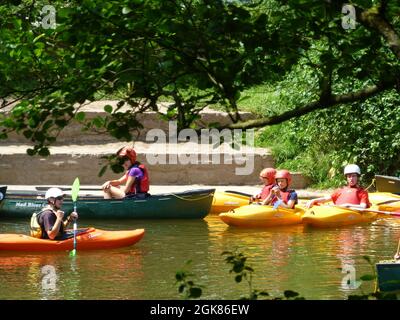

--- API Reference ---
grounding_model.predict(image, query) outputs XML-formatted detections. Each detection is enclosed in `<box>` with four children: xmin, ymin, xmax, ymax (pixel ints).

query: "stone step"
<box><xmin>3</xmin><ymin>100</ymin><xmax>257</xmax><ymax>144</ymax></box>
<box><xmin>0</xmin><ymin>142</ymin><xmax>309</xmax><ymax>188</ymax></box>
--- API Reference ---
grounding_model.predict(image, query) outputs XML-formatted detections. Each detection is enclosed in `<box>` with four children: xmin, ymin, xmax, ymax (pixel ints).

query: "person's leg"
<box><xmin>103</xmin><ymin>186</ymin><xmax>125</xmax><ymax>199</ymax></box>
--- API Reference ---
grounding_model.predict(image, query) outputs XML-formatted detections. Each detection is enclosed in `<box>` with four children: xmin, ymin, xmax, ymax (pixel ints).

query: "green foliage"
<box><xmin>2</xmin><ymin>0</ymin><xmax>300</xmax><ymax>155</ymax></box>
<box><xmin>0</xmin><ymin>0</ymin><xmax>399</xmax><ymax>183</ymax></box>
<box><xmin>175</xmin><ymin>260</ymin><xmax>203</xmax><ymax>300</ymax></box>
<box><xmin>98</xmin><ymin>153</ymin><xmax>124</xmax><ymax>178</ymax></box>
<box><xmin>250</xmin><ymin>58</ymin><xmax>400</xmax><ymax>188</ymax></box>
<box><xmin>222</xmin><ymin>249</ymin><xmax>269</xmax><ymax>300</ymax></box>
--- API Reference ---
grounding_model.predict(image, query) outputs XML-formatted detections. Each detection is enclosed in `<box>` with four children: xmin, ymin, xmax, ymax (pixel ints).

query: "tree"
<box><xmin>0</xmin><ymin>0</ymin><xmax>399</xmax><ymax>157</ymax></box>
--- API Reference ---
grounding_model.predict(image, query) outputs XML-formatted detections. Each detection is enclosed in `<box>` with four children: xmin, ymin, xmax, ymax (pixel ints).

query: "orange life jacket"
<box><xmin>332</xmin><ymin>186</ymin><xmax>370</xmax><ymax>207</ymax></box>
<box><xmin>259</xmin><ymin>184</ymin><xmax>275</xmax><ymax>200</ymax></box>
<box><xmin>271</xmin><ymin>189</ymin><xmax>297</xmax><ymax>205</ymax></box>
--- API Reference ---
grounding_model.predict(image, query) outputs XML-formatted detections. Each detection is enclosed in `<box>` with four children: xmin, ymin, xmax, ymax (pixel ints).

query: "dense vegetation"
<box><xmin>0</xmin><ymin>0</ymin><xmax>399</xmax><ymax>185</ymax></box>
<box><xmin>239</xmin><ymin>66</ymin><xmax>400</xmax><ymax>187</ymax></box>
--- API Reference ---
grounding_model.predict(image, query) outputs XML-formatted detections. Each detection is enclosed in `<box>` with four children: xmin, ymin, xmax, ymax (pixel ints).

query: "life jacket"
<box><xmin>30</xmin><ymin>207</ymin><xmax>52</xmax><ymax>239</ymax></box>
<box><xmin>270</xmin><ymin>189</ymin><xmax>297</xmax><ymax>206</ymax></box>
<box><xmin>333</xmin><ymin>186</ymin><xmax>370</xmax><ymax>207</ymax></box>
<box><xmin>259</xmin><ymin>184</ymin><xmax>275</xmax><ymax>200</ymax></box>
<box><xmin>125</xmin><ymin>163</ymin><xmax>150</xmax><ymax>194</ymax></box>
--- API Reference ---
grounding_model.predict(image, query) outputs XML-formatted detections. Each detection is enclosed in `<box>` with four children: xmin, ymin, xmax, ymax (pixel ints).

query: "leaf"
<box><xmin>23</xmin><ymin>130</ymin><xmax>33</xmax><ymax>139</ymax></box>
<box><xmin>122</xmin><ymin>7</ymin><xmax>132</xmax><ymax>14</ymax></box>
<box><xmin>359</xmin><ymin>274</ymin><xmax>376</xmax><ymax>281</ymax></box>
<box><xmin>233</xmin><ymin>263</ymin><xmax>244</xmax><ymax>273</ymax></box>
<box><xmin>27</xmin><ymin>148</ymin><xmax>36</xmax><ymax>156</ymax></box>
<box><xmin>284</xmin><ymin>290</ymin><xmax>299</xmax><ymax>299</ymax></box>
<box><xmin>33</xmin><ymin>33</ymin><xmax>45</xmax><ymax>43</ymax></box>
<box><xmin>104</xmin><ymin>105</ymin><xmax>113</xmax><ymax>114</ymax></box>
<box><xmin>75</xmin><ymin>112</ymin><xmax>86</xmax><ymax>121</ymax></box>
<box><xmin>362</xmin><ymin>256</ymin><xmax>372</xmax><ymax>264</ymax></box>
<box><xmin>175</xmin><ymin>272</ymin><xmax>183</xmax><ymax>281</ymax></box>
<box><xmin>98</xmin><ymin>165</ymin><xmax>108</xmax><ymax>177</ymax></box>
<box><xmin>189</xmin><ymin>287</ymin><xmax>202</xmax><ymax>298</ymax></box>
<box><xmin>110</xmin><ymin>163</ymin><xmax>124</xmax><ymax>173</ymax></box>
<box><xmin>38</xmin><ymin>147</ymin><xmax>50</xmax><ymax>157</ymax></box>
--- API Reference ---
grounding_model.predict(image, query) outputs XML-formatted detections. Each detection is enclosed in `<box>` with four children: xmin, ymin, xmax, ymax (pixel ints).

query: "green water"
<box><xmin>0</xmin><ymin>216</ymin><xmax>399</xmax><ymax>300</ymax></box>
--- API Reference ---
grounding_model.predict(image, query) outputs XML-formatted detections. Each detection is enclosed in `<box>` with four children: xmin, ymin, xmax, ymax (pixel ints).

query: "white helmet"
<box><xmin>45</xmin><ymin>187</ymin><xmax>64</xmax><ymax>200</ymax></box>
<box><xmin>344</xmin><ymin>164</ymin><xmax>361</xmax><ymax>176</ymax></box>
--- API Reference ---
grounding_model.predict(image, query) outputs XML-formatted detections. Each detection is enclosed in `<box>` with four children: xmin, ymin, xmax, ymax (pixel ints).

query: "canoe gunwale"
<box><xmin>0</xmin><ymin>187</ymin><xmax>215</xmax><ymax>219</ymax></box>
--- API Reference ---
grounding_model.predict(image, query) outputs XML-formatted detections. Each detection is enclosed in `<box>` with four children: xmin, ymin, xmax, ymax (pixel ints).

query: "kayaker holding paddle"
<box><xmin>306</xmin><ymin>164</ymin><xmax>371</xmax><ymax>209</ymax></box>
<box><xmin>37</xmin><ymin>188</ymin><xmax>78</xmax><ymax>240</ymax></box>
<box><xmin>261</xmin><ymin>170</ymin><xmax>298</xmax><ymax>209</ymax></box>
<box><xmin>102</xmin><ymin>146</ymin><xmax>150</xmax><ymax>199</ymax></box>
<box><xmin>250</xmin><ymin>168</ymin><xmax>276</xmax><ymax>203</ymax></box>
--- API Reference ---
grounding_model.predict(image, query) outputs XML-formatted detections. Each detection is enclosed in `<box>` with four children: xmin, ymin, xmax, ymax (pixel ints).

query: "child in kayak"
<box><xmin>38</xmin><ymin>188</ymin><xmax>78</xmax><ymax>240</ymax></box>
<box><xmin>102</xmin><ymin>146</ymin><xmax>150</xmax><ymax>199</ymax></box>
<box><xmin>306</xmin><ymin>164</ymin><xmax>371</xmax><ymax>209</ymax></box>
<box><xmin>262</xmin><ymin>170</ymin><xmax>298</xmax><ymax>209</ymax></box>
<box><xmin>250</xmin><ymin>168</ymin><xmax>276</xmax><ymax>203</ymax></box>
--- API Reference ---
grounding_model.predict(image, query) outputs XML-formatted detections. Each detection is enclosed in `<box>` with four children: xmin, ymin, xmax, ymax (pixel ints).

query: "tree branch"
<box><xmin>357</xmin><ymin>5</ymin><xmax>400</xmax><ymax>60</ymax></box>
<box><xmin>225</xmin><ymin>78</ymin><xmax>396</xmax><ymax>130</ymax></box>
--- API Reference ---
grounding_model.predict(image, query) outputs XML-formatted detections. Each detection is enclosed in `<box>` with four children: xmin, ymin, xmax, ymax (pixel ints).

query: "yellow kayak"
<box><xmin>368</xmin><ymin>192</ymin><xmax>400</xmax><ymax>212</ymax></box>
<box><xmin>219</xmin><ymin>204</ymin><xmax>305</xmax><ymax>227</ymax></box>
<box><xmin>210</xmin><ymin>191</ymin><xmax>250</xmax><ymax>214</ymax></box>
<box><xmin>302</xmin><ymin>206</ymin><xmax>378</xmax><ymax>228</ymax></box>
<box><xmin>369</xmin><ymin>192</ymin><xmax>400</xmax><ymax>204</ymax></box>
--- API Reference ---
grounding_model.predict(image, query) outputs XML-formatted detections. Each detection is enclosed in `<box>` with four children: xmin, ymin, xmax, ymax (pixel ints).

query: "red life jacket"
<box><xmin>332</xmin><ymin>186</ymin><xmax>370</xmax><ymax>207</ymax></box>
<box><xmin>259</xmin><ymin>184</ymin><xmax>275</xmax><ymax>200</ymax></box>
<box><xmin>270</xmin><ymin>189</ymin><xmax>296</xmax><ymax>205</ymax></box>
<box><xmin>124</xmin><ymin>164</ymin><xmax>150</xmax><ymax>194</ymax></box>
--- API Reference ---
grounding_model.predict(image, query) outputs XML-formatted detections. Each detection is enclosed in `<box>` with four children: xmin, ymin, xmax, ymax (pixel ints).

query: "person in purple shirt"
<box><xmin>102</xmin><ymin>146</ymin><xmax>150</xmax><ymax>199</ymax></box>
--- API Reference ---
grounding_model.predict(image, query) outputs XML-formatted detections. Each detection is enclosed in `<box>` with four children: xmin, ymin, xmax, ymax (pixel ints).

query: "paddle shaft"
<box><xmin>328</xmin><ymin>205</ymin><xmax>400</xmax><ymax>216</ymax></box>
<box><xmin>396</xmin><ymin>238</ymin><xmax>400</xmax><ymax>257</ymax></box>
<box><xmin>70</xmin><ymin>178</ymin><xmax>80</xmax><ymax>255</ymax></box>
<box><xmin>376</xmin><ymin>199</ymin><xmax>400</xmax><ymax>206</ymax></box>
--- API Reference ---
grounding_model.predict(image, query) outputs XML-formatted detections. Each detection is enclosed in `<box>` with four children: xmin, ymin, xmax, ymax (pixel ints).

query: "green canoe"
<box><xmin>376</xmin><ymin>260</ymin><xmax>400</xmax><ymax>292</ymax></box>
<box><xmin>0</xmin><ymin>186</ymin><xmax>214</xmax><ymax>219</ymax></box>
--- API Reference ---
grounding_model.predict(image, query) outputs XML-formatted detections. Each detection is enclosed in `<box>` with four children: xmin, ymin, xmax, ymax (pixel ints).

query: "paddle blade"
<box><xmin>69</xmin><ymin>249</ymin><xmax>76</xmax><ymax>257</ymax></box>
<box><xmin>71</xmin><ymin>178</ymin><xmax>80</xmax><ymax>202</ymax></box>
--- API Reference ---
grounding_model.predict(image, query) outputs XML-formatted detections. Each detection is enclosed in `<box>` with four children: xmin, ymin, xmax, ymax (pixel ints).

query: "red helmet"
<box><xmin>259</xmin><ymin>168</ymin><xmax>276</xmax><ymax>185</ymax></box>
<box><xmin>275</xmin><ymin>169</ymin><xmax>292</xmax><ymax>186</ymax></box>
<box><xmin>117</xmin><ymin>146</ymin><xmax>137</xmax><ymax>163</ymax></box>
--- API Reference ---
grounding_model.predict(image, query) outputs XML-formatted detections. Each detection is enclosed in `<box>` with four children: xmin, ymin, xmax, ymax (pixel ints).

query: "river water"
<box><xmin>1</xmin><ymin>215</ymin><xmax>399</xmax><ymax>300</ymax></box>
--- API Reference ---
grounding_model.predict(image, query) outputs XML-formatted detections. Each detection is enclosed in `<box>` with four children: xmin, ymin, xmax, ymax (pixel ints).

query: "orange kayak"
<box><xmin>0</xmin><ymin>228</ymin><xmax>145</xmax><ymax>252</ymax></box>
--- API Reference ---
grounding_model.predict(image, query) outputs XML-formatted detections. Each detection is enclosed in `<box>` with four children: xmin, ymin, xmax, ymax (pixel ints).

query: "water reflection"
<box><xmin>1</xmin><ymin>216</ymin><xmax>400</xmax><ymax>299</ymax></box>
